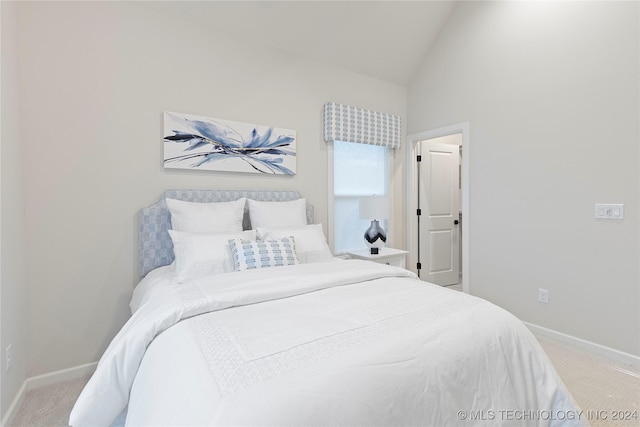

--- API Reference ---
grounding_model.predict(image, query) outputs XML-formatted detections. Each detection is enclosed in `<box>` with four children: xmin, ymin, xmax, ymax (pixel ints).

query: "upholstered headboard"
<box><xmin>138</xmin><ymin>190</ymin><xmax>314</xmax><ymax>278</ymax></box>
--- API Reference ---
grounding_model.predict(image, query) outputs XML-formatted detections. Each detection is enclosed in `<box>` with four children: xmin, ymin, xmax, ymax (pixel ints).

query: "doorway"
<box><xmin>406</xmin><ymin>123</ymin><xmax>470</xmax><ymax>293</ymax></box>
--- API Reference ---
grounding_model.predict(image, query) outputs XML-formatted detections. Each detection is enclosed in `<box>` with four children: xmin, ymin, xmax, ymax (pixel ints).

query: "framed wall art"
<box><xmin>163</xmin><ymin>111</ymin><xmax>296</xmax><ymax>175</ymax></box>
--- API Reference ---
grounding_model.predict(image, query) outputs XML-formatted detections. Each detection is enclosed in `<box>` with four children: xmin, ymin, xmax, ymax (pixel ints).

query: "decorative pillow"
<box><xmin>247</xmin><ymin>198</ymin><xmax>307</xmax><ymax>229</ymax></box>
<box><xmin>228</xmin><ymin>237</ymin><xmax>299</xmax><ymax>271</ymax></box>
<box><xmin>168</xmin><ymin>229</ymin><xmax>256</xmax><ymax>283</ymax></box>
<box><xmin>256</xmin><ymin>224</ymin><xmax>333</xmax><ymax>264</ymax></box>
<box><xmin>166</xmin><ymin>197</ymin><xmax>246</xmax><ymax>233</ymax></box>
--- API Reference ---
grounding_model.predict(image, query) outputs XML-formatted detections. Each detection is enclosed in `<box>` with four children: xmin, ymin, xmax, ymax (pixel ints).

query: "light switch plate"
<box><xmin>595</xmin><ymin>204</ymin><xmax>624</xmax><ymax>219</ymax></box>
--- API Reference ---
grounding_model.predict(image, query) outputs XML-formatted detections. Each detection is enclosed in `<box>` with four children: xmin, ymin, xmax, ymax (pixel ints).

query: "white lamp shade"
<box><xmin>359</xmin><ymin>196</ymin><xmax>391</xmax><ymax>220</ymax></box>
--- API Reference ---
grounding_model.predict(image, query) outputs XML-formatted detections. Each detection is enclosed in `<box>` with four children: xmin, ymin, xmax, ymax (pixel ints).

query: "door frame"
<box><xmin>406</xmin><ymin>122</ymin><xmax>470</xmax><ymax>293</ymax></box>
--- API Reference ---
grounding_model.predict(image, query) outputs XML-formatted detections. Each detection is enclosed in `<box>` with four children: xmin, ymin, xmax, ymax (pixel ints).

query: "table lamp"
<box><xmin>359</xmin><ymin>196</ymin><xmax>390</xmax><ymax>255</ymax></box>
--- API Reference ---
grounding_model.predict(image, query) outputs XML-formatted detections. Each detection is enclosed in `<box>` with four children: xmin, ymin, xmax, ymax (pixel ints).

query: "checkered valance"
<box><xmin>323</xmin><ymin>102</ymin><xmax>402</xmax><ymax>149</ymax></box>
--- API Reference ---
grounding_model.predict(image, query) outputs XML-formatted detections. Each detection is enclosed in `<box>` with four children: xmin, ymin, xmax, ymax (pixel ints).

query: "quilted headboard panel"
<box><xmin>138</xmin><ymin>190</ymin><xmax>314</xmax><ymax>279</ymax></box>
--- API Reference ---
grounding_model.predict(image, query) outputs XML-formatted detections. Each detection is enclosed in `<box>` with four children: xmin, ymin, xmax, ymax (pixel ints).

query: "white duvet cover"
<box><xmin>70</xmin><ymin>260</ymin><xmax>583</xmax><ymax>427</ymax></box>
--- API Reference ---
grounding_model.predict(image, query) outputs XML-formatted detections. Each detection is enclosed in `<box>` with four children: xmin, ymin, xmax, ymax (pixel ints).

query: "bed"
<box><xmin>70</xmin><ymin>190</ymin><xmax>585</xmax><ymax>427</ymax></box>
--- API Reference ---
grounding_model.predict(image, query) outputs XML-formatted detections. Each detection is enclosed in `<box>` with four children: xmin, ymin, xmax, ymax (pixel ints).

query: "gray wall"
<box><xmin>1</xmin><ymin>0</ymin><xmax>28</xmax><ymax>417</ymax></box>
<box><xmin>11</xmin><ymin>0</ymin><xmax>406</xmax><ymax>386</ymax></box>
<box><xmin>408</xmin><ymin>1</ymin><xmax>639</xmax><ymax>356</ymax></box>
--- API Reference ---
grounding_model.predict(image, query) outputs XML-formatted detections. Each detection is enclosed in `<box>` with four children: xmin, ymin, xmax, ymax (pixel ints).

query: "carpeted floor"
<box><xmin>9</xmin><ymin>335</ymin><xmax>640</xmax><ymax>427</ymax></box>
<box><xmin>9</xmin><ymin>375</ymin><xmax>89</xmax><ymax>427</ymax></box>
<box><xmin>535</xmin><ymin>335</ymin><xmax>640</xmax><ymax>426</ymax></box>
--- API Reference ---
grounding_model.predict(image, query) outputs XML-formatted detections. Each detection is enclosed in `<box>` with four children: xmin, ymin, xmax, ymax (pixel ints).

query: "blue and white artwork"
<box><xmin>163</xmin><ymin>112</ymin><xmax>296</xmax><ymax>175</ymax></box>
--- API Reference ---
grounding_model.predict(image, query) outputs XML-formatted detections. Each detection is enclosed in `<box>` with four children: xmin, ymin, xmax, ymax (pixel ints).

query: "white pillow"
<box><xmin>166</xmin><ymin>197</ymin><xmax>246</xmax><ymax>233</ymax></box>
<box><xmin>168</xmin><ymin>229</ymin><xmax>256</xmax><ymax>283</ymax></box>
<box><xmin>228</xmin><ymin>237</ymin><xmax>299</xmax><ymax>271</ymax></box>
<box><xmin>256</xmin><ymin>224</ymin><xmax>333</xmax><ymax>264</ymax></box>
<box><xmin>247</xmin><ymin>198</ymin><xmax>307</xmax><ymax>229</ymax></box>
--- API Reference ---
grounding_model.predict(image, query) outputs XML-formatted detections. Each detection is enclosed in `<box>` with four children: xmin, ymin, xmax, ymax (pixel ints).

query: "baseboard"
<box><xmin>1</xmin><ymin>380</ymin><xmax>26</xmax><ymax>427</ymax></box>
<box><xmin>525</xmin><ymin>322</ymin><xmax>640</xmax><ymax>369</ymax></box>
<box><xmin>1</xmin><ymin>361</ymin><xmax>97</xmax><ymax>427</ymax></box>
<box><xmin>25</xmin><ymin>361</ymin><xmax>97</xmax><ymax>390</ymax></box>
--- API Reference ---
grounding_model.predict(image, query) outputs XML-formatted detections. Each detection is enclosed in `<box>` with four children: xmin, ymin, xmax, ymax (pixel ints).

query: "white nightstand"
<box><xmin>347</xmin><ymin>248</ymin><xmax>409</xmax><ymax>269</ymax></box>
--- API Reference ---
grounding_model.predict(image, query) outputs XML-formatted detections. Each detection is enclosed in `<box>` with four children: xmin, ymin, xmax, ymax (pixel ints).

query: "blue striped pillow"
<box><xmin>228</xmin><ymin>237</ymin><xmax>299</xmax><ymax>271</ymax></box>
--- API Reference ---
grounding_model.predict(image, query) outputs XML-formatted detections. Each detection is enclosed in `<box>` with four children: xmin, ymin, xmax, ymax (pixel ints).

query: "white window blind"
<box><xmin>333</xmin><ymin>140</ymin><xmax>388</xmax><ymax>254</ymax></box>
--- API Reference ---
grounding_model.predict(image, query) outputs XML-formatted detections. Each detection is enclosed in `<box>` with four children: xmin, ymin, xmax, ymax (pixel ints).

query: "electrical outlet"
<box><xmin>538</xmin><ymin>289</ymin><xmax>549</xmax><ymax>304</ymax></box>
<box><xmin>6</xmin><ymin>344</ymin><xmax>13</xmax><ymax>372</ymax></box>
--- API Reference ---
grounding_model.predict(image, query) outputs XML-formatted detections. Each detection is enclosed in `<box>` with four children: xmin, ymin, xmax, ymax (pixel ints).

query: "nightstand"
<box><xmin>347</xmin><ymin>248</ymin><xmax>409</xmax><ymax>269</ymax></box>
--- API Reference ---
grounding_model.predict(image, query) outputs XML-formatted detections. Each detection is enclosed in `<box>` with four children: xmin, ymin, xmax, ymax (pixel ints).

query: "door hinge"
<box><xmin>416</xmin><ymin>262</ymin><xmax>422</xmax><ymax>270</ymax></box>
<box><xmin>417</xmin><ymin>208</ymin><xmax>422</xmax><ymax>216</ymax></box>
<box><xmin>417</xmin><ymin>155</ymin><xmax>422</xmax><ymax>162</ymax></box>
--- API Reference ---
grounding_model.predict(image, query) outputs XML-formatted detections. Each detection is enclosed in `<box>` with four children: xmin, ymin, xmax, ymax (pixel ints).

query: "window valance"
<box><xmin>323</xmin><ymin>102</ymin><xmax>402</xmax><ymax>149</ymax></box>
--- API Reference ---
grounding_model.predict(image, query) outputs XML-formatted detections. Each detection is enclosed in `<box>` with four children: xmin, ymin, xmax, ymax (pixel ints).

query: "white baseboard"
<box><xmin>1</xmin><ymin>380</ymin><xmax>26</xmax><ymax>427</ymax></box>
<box><xmin>1</xmin><ymin>361</ymin><xmax>97</xmax><ymax>427</ymax></box>
<box><xmin>25</xmin><ymin>361</ymin><xmax>97</xmax><ymax>390</ymax></box>
<box><xmin>525</xmin><ymin>322</ymin><xmax>640</xmax><ymax>369</ymax></box>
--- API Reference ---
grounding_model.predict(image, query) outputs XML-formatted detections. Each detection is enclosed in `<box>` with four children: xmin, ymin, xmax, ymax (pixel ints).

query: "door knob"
<box><xmin>454</xmin><ymin>220</ymin><xmax>459</xmax><ymax>225</ymax></box>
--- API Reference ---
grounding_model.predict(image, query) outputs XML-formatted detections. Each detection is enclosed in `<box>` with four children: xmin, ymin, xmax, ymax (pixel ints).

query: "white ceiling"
<box><xmin>139</xmin><ymin>1</ymin><xmax>458</xmax><ymax>87</ymax></box>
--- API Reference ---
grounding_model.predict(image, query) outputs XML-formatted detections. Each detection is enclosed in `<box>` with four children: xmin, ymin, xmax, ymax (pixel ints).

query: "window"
<box><xmin>323</xmin><ymin>101</ymin><xmax>400</xmax><ymax>254</ymax></box>
<box><xmin>332</xmin><ymin>140</ymin><xmax>389</xmax><ymax>254</ymax></box>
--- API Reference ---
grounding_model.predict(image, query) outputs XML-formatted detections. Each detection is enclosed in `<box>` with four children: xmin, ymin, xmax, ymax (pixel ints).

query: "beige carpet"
<box><xmin>10</xmin><ymin>375</ymin><xmax>90</xmax><ymax>427</ymax></box>
<box><xmin>536</xmin><ymin>335</ymin><xmax>640</xmax><ymax>427</ymax></box>
<box><xmin>9</xmin><ymin>335</ymin><xmax>640</xmax><ymax>427</ymax></box>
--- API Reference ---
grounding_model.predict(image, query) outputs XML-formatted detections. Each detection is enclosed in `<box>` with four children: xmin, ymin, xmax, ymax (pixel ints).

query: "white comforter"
<box><xmin>70</xmin><ymin>260</ymin><xmax>583</xmax><ymax>427</ymax></box>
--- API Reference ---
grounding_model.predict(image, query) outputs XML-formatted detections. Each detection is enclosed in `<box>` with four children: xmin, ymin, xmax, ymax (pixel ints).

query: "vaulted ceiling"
<box><xmin>139</xmin><ymin>1</ymin><xmax>458</xmax><ymax>87</ymax></box>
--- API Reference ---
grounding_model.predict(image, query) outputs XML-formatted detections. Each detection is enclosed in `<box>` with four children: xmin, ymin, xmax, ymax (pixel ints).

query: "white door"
<box><xmin>418</xmin><ymin>140</ymin><xmax>460</xmax><ymax>285</ymax></box>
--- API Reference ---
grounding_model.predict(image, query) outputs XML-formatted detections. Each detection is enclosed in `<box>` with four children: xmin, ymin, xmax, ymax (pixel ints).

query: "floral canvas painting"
<box><xmin>163</xmin><ymin>112</ymin><xmax>296</xmax><ymax>175</ymax></box>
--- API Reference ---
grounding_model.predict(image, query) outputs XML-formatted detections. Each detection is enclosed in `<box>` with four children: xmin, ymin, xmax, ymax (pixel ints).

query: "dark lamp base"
<box><xmin>370</xmin><ymin>248</ymin><xmax>379</xmax><ymax>255</ymax></box>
